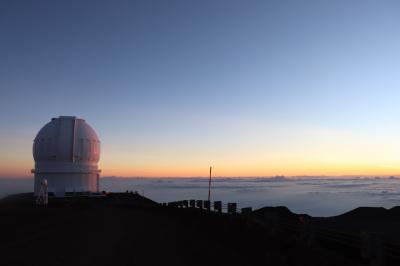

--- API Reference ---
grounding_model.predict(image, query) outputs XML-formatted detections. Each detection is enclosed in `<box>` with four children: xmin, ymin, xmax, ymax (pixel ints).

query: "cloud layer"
<box><xmin>2</xmin><ymin>177</ymin><xmax>400</xmax><ymax>217</ymax></box>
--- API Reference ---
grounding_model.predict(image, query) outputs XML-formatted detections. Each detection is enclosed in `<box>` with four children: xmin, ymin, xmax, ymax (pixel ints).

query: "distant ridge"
<box><xmin>251</xmin><ymin>206</ymin><xmax>311</xmax><ymax>220</ymax></box>
<box><xmin>333</xmin><ymin>206</ymin><xmax>400</xmax><ymax>221</ymax></box>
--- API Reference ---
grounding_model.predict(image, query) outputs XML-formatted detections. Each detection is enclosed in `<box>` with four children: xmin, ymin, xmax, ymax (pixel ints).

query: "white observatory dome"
<box><xmin>32</xmin><ymin>116</ymin><xmax>101</xmax><ymax>196</ymax></box>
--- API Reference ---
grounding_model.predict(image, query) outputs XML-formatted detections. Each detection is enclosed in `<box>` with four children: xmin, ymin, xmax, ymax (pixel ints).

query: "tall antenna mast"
<box><xmin>208</xmin><ymin>166</ymin><xmax>212</xmax><ymax>202</ymax></box>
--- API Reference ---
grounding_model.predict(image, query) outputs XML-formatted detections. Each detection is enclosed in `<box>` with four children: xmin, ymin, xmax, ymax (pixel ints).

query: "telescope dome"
<box><xmin>33</xmin><ymin>116</ymin><xmax>100</xmax><ymax>163</ymax></box>
<box><xmin>32</xmin><ymin>116</ymin><xmax>101</xmax><ymax>196</ymax></box>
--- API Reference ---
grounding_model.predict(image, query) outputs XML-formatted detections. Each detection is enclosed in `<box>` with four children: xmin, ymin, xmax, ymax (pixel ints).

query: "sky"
<box><xmin>1</xmin><ymin>0</ymin><xmax>400</xmax><ymax>177</ymax></box>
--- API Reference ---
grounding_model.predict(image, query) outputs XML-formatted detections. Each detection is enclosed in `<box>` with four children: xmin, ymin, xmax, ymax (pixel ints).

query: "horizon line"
<box><xmin>2</xmin><ymin>175</ymin><xmax>399</xmax><ymax>179</ymax></box>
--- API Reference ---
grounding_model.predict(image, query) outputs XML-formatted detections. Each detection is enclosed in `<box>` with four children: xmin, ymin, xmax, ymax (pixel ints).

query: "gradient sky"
<box><xmin>1</xmin><ymin>0</ymin><xmax>400</xmax><ymax>177</ymax></box>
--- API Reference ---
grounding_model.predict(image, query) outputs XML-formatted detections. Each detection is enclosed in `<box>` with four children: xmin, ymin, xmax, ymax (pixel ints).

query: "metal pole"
<box><xmin>208</xmin><ymin>166</ymin><xmax>212</xmax><ymax>202</ymax></box>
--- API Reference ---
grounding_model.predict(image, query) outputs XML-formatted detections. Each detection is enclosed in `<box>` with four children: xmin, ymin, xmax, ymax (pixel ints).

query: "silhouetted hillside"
<box><xmin>251</xmin><ymin>206</ymin><xmax>311</xmax><ymax>220</ymax></box>
<box><xmin>0</xmin><ymin>193</ymin><xmax>360</xmax><ymax>266</ymax></box>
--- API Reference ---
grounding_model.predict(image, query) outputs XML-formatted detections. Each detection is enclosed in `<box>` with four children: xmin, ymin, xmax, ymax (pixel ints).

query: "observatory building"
<box><xmin>32</xmin><ymin>116</ymin><xmax>101</xmax><ymax>196</ymax></box>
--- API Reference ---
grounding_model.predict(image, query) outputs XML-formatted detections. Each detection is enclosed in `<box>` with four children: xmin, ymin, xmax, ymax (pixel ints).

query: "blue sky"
<box><xmin>1</xmin><ymin>0</ymin><xmax>400</xmax><ymax>177</ymax></box>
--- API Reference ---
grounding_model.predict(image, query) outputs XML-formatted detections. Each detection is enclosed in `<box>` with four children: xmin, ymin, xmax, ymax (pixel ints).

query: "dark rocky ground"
<box><xmin>0</xmin><ymin>193</ymin><xmax>390</xmax><ymax>266</ymax></box>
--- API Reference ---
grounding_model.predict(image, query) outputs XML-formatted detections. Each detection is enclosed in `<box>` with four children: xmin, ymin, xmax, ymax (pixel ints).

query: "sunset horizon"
<box><xmin>2</xmin><ymin>2</ymin><xmax>400</xmax><ymax>265</ymax></box>
<box><xmin>2</xmin><ymin>1</ymin><xmax>400</xmax><ymax>179</ymax></box>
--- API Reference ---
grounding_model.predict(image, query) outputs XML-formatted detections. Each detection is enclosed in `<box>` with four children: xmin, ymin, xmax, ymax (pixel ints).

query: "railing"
<box><xmin>163</xmin><ymin>200</ymin><xmax>400</xmax><ymax>265</ymax></box>
<box><xmin>162</xmin><ymin>199</ymin><xmax>252</xmax><ymax>215</ymax></box>
<box><xmin>256</xmin><ymin>214</ymin><xmax>400</xmax><ymax>266</ymax></box>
